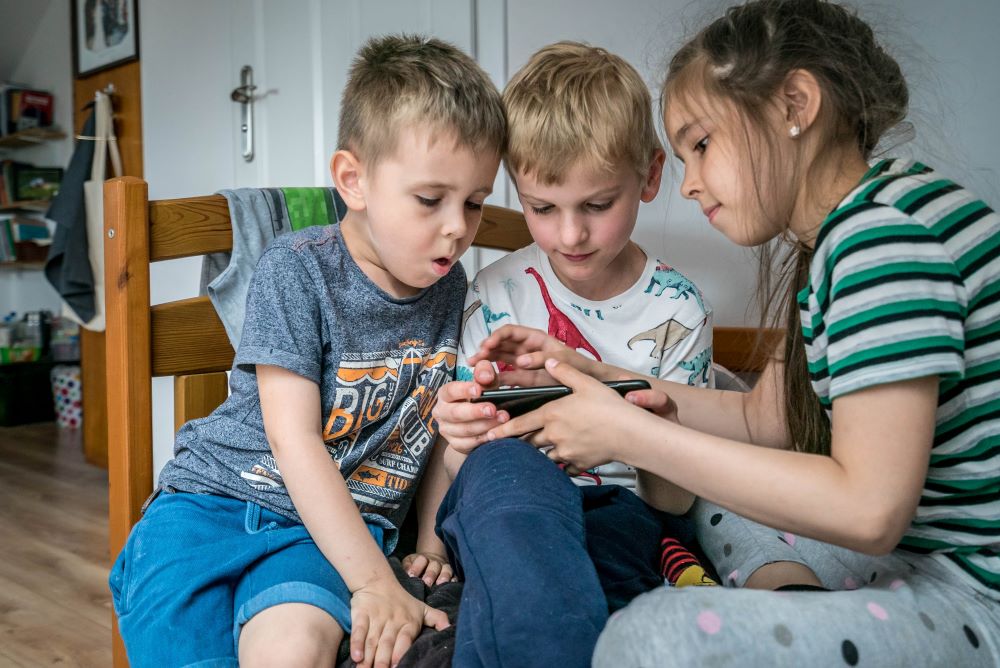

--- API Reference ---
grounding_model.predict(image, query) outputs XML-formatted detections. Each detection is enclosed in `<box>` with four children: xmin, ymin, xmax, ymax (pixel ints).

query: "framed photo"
<box><xmin>72</xmin><ymin>0</ymin><xmax>140</xmax><ymax>77</ymax></box>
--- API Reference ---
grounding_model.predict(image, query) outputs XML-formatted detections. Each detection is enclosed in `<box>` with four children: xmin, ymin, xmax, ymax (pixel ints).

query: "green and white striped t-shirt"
<box><xmin>799</xmin><ymin>159</ymin><xmax>1000</xmax><ymax>596</ymax></box>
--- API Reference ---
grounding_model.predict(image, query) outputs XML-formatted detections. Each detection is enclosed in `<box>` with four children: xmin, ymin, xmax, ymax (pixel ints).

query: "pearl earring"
<box><xmin>789</xmin><ymin>125</ymin><xmax>801</xmax><ymax>138</ymax></box>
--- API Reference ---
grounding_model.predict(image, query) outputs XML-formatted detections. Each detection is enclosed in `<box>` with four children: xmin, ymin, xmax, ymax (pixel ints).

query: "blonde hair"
<box><xmin>503</xmin><ymin>41</ymin><xmax>662</xmax><ymax>185</ymax></box>
<box><xmin>338</xmin><ymin>34</ymin><xmax>506</xmax><ymax>167</ymax></box>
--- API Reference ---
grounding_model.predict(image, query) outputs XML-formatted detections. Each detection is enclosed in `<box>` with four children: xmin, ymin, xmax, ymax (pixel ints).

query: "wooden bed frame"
<box><xmin>103</xmin><ymin>175</ymin><xmax>777</xmax><ymax>665</ymax></box>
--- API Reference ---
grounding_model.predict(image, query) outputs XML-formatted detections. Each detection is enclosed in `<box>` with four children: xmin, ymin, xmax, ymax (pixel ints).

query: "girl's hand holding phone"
<box><xmin>486</xmin><ymin>359</ymin><xmax>659</xmax><ymax>471</ymax></box>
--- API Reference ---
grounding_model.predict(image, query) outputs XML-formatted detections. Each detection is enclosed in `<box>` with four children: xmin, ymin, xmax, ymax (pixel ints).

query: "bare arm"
<box><xmin>258</xmin><ymin>365</ymin><xmax>397</xmax><ymax>592</ymax></box>
<box><xmin>471</xmin><ymin>324</ymin><xmax>789</xmax><ymax>449</ymax></box>
<box><xmin>257</xmin><ymin>365</ymin><xmax>449</xmax><ymax>668</ymax></box>
<box><xmin>625</xmin><ymin>377</ymin><xmax>935</xmax><ymax>553</ymax></box>
<box><xmin>504</xmin><ymin>359</ymin><xmax>937</xmax><ymax>555</ymax></box>
<box><xmin>648</xmin><ymin>354</ymin><xmax>788</xmax><ymax>449</ymax></box>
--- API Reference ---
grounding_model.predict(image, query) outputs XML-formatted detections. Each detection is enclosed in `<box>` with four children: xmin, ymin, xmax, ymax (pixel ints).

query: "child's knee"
<box><xmin>458</xmin><ymin>437</ymin><xmax>577</xmax><ymax>504</ymax></box>
<box><xmin>464</xmin><ymin>437</ymin><xmax>538</xmax><ymax>469</ymax></box>
<box><xmin>239</xmin><ymin>603</ymin><xmax>343</xmax><ymax>667</ymax></box>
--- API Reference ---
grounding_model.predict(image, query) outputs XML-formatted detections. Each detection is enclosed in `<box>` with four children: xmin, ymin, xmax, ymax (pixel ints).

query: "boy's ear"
<box><xmin>780</xmin><ymin>69</ymin><xmax>822</xmax><ymax>135</ymax></box>
<box><xmin>330</xmin><ymin>149</ymin><xmax>366</xmax><ymax>211</ymax></box>
<box><xmin>640</xmin><ymin>149</ymin><xmax>666</xmax><ymax>203</ymax></box>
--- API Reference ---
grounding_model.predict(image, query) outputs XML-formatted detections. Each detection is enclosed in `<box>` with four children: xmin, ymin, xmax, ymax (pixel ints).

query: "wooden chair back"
<box><xmin>103</xmin><ymin>175</ymin><xmax>776</xmax><ymax>665</ymax></box>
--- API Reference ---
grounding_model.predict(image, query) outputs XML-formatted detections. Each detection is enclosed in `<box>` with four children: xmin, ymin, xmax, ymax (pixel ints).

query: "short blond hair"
<box><xmin>338</xmin><ymin>34</ymin><xmax>506</xmax><ymax>167</ymax></box>
<box><xmin>503</xmin><ymin>41</ymin><xmax>662</xmax><ymax>185</ymax></box>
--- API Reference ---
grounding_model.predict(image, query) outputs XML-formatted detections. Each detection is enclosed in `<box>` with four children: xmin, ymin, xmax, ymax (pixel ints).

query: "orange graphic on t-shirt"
<box><xmin>349</xmin><ymin>465</ymin><xmax>410</xmax><ymax>493</ymax></box>
<box><xmin>351</xmin><ymin>465</ymin><xmax>386</xmax><ymax>486</ymax></box>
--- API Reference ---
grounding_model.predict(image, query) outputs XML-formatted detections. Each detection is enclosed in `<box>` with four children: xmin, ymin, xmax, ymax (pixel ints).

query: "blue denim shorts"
<box><xmin>109</xmin><ymin>491</ymin><xmax>385</xmax><ymax>668</ymax></box>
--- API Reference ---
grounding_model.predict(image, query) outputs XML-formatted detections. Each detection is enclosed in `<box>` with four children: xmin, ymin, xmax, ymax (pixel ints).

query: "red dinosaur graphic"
<box><xmin>524</xmin><ymin>267</ymin><xmax>602</xmax><ymax>361</ymax></box>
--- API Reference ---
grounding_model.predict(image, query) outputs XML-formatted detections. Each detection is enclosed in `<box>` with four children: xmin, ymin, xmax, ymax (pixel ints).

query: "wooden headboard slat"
<box><xmin>149</xmin><ymin>194</ymin><xmax>233</xmax><ymax>261</ymax></box>
<box><xmin>147</xmin><ymin>198</ymin><xmax>534</xmax><ymax>262</ymax></box>
<box><xmin>151</xmin><ymin>296</ymin><xmax>235</xmax><ymax>376</ymax></box>
<box><xmin>713</xmin><ymin>327</ymin><xmax>782</xmax><ymax>373</ymax></box>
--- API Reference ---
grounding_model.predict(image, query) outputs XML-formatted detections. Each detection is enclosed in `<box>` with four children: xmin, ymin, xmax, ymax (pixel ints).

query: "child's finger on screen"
<box><xmin>473</xmin><ymin>359</ymin><xmax>498</xmax><ymax>386</ymax></box>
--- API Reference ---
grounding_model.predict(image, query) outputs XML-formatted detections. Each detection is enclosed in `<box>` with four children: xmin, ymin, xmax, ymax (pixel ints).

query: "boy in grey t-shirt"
<box><xmin>109</xmin><ymin>35</ymin><xmax>505</xmax><ymax>668</ymax></box>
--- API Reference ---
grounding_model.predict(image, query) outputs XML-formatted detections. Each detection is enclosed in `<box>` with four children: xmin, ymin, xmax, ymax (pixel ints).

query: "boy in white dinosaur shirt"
<box><xmin>456</xmin><ymin>41</ymin><xmax>714</xmax><ymax>489</ymax></box>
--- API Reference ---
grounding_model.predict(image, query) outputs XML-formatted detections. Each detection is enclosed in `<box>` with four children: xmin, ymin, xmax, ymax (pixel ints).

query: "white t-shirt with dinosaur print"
<box><xmin>457</xmin><ymin>242</ymin><xmax>713</xmax><ymax>492</ymax></box>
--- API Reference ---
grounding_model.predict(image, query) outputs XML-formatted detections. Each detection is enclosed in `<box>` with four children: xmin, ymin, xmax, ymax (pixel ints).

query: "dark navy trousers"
<box><xmin>435</xmin><ymin>438</ymin><xmax>672</xmax><ymax>668</ymax></box>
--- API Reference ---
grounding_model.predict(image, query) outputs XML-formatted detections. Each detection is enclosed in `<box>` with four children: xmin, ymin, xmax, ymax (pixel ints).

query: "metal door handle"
<box><xmin>231</xmin><ymin>65</ymin><xmax>255</xmax><ymax>162</ymax></box>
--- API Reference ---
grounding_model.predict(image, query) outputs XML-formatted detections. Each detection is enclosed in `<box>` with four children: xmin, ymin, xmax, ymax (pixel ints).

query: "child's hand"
<box><xmin>469</xmin><ymin>324</ymin><xmax>606</xmax><ymax>386</ymax></box>
<box><xmin>486</xmin><ymin>359</ymin><xmax>643</xmax><ymax>471</ymax></box>
<box><xmin>401</xmin><ymin>551</ymin><xmax>456</xmax><ymax>587</ymax></box>
<box><xmin>432</xmin><ymin>362</ymin><xmax>510</xmax><ymax>454</ymax></box>
<box><xmin>350</xmin><ymin>579</ymin><xmax>450</xmax><ymax>668</ymax></box>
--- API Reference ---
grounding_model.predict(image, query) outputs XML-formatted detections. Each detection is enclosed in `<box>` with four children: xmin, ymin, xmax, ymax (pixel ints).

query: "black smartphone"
<box><xmin>471</xmin><ymin>379</ymin><xmax>651</xmax><ymax>418</ymax></box>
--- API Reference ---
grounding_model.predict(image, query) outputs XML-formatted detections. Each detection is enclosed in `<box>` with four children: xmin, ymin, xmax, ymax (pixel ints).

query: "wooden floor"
<box><xmin>0</xmin><ymin>422</ymin><xmax>112</xmax><ymax>667</ymax></box>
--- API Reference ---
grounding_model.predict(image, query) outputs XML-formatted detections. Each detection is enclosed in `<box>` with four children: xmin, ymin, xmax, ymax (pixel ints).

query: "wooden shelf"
<box><xmin>0</xmin><ymin>200</ymin><xmax>50</xmax><ymax>213</ymax></box>
<box><xmin>0</xmin><ymin>261</ymin><xmax>45</xmax><ymax>271</ymax></box>
<box><xmin>0</xmin><ymin>128</ymin><xmax>66</xmax><ymax>149</ymax></box>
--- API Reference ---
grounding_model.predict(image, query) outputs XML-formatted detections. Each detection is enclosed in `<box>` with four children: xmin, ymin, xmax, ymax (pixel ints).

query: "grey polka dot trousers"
<box><xmin>593</xmin><ymin>500</ymin><xmax>1000</xmax><ymax>667</ymax></box>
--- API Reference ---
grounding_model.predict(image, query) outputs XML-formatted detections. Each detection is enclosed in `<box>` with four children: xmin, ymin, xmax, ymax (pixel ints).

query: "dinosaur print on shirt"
<box><xmin>525</xmin><ymin>267</ymin><xmax>602</xmax><ymax>361</ymax></box>
<box><xmin>646</xmin><ymin>263</ymin><xmax>706</xmax><ymax>313</ymax></box>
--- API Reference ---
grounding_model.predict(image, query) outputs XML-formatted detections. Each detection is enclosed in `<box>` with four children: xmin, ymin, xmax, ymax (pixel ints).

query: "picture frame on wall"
<box><xmin>72</xmin><ymin>0</ymin><xmax>140</xmax><ymax>77</ymax></box>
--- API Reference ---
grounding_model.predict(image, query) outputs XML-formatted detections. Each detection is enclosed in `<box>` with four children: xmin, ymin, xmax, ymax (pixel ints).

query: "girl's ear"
<box><xmin>780</xmin><ymin>69</ymin><xmax>823</xmax><ymax>136</ymax></box>
<box><xmin>330</xmin><ymin>149</ymin><xmax>366</xmax><ymax>211</ymax></box>
<box><xmin>640</xmin><ymin>149</ymin><xmax>667</xmax><ymax>203</ymax></box>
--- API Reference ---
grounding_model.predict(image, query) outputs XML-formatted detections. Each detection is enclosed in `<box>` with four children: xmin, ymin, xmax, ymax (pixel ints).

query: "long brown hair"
<box><xmin>662</xmin><ymin>0</ymin><xmax>909</xmax><ymax>454</ymax></box>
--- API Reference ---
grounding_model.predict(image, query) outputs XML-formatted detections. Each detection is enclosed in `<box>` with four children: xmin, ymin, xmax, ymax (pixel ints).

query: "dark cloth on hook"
<box><xmin>45</xmin><ymin>107</ymin><xmax>97</xmax><ymax>322</ymax></box>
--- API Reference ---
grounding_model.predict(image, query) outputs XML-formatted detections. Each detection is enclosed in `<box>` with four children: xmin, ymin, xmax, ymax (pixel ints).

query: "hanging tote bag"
<box><xmin>73</xmin><ymin>91</ymin><xmax>122</xmax><ymax>331</ymax></box>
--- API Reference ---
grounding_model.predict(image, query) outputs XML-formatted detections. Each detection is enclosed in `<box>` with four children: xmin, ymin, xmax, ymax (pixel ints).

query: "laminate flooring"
<box><xmin>0</xmin><ymin>422</ymin><xmax>111</xmax><ymax>666</ymax></box>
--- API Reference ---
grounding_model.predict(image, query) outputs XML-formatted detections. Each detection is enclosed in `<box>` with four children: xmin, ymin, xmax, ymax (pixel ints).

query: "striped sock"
<box><xmin>661</xmin><ymin>536</ymin><xmax>718</xmax><ymax>587</ymax></box>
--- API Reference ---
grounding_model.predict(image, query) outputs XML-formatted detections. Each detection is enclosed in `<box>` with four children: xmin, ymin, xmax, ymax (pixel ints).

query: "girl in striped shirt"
<box><xmin>468</xmin><ymin>0</ymin><xmax>1000</xmax><ymax>664</ymax></box>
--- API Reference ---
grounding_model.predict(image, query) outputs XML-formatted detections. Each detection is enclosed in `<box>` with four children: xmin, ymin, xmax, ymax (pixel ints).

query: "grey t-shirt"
<box><xmin>158</xmin><ymin>224</ymin><xmax>466</xmax><ymax>544</ymax></box>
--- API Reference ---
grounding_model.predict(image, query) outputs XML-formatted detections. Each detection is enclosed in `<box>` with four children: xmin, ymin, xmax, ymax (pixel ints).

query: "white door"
<box><xmin>139</xmin><ymin>0</ymin><xmax>497</xmax><ymax>475</ymax></box>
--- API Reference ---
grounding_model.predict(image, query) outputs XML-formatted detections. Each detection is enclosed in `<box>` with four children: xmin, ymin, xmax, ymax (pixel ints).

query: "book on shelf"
<box><xmin>0</xmin><ymin>83</ymin><xmax>54</xmax><ymax>137</ymax></box>
<box><xmin>0</xmin><ymin>214</ymin><xmax>50</xmax><ymax>263</ymax></box>
<box><xmin>0</xmin><ymin>216</ymin><xmax>15</xmax><ymax>262</ymax></box>
<box><xmin>0</xmin><ymin>160</ymin><xmax>61</xmax><ymax>206</ymax></box>
<box><xmin>0</xmin><ymin>83</ymin><xmax>27</xmax><ymax>138</ymax></box>
<box><xmin>13</xmin><ymin>166</ymin><xmax>61</xmax><ymax>201</ymax></box>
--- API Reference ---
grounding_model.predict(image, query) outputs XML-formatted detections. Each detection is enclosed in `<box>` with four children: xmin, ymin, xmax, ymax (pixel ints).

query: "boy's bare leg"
<box><xmin>239</xmin><ymin>602</ymin><xmax>344</xmax><ymax>668</ymax></box>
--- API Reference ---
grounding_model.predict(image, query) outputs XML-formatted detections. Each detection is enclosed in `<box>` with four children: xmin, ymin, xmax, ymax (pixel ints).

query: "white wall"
<box><xmin>1</xmin><ymin>0</ymin><xmax>74</xmax><ymax>316</ymax></box>
<box><xmin>881</xmin><ymin>0</ymin><xmax>1000</xmax><ymax>201</ymax></box>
